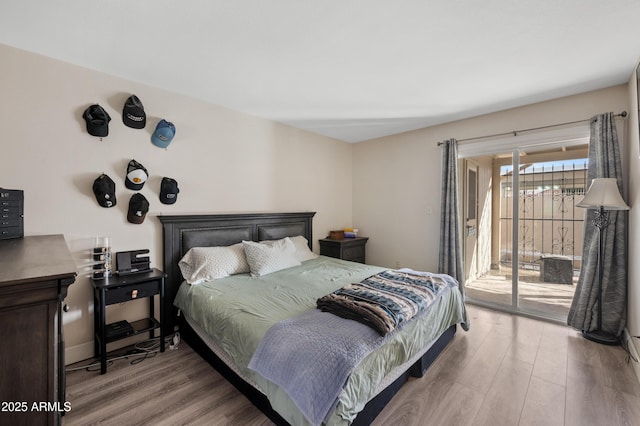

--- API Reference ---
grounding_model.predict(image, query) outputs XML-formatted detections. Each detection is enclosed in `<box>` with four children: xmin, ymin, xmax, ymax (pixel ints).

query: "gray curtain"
<box><xmin>438</xmin><ymin>139</ymin><xmax>465</xmax><ymax>292</ymax></box>
<box><xmin>567</xmin><ymin>113</ymin><xmax>627</xmax><ymax>336</ymax></box>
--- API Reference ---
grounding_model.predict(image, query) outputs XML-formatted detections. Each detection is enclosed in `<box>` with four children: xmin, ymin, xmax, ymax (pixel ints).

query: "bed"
<box><xmin>159</xmin><ymin>212</ymin><xmax>468</xmax><ymax>425</ymax></box>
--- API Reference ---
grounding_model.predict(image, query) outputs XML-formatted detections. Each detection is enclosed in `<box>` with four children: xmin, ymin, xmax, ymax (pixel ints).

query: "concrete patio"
<box><xmin>464</xmin><ymin>267</ymin><xmax>577</xmax><ymax>320</ymax></box>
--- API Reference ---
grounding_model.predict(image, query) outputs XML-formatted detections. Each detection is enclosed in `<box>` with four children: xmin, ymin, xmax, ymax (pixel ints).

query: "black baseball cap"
<box><xmin>122</xmin><ymin>95</ymin><xmax>146</xmax><ymax>129</ymax></box>
<box><xmin>127</xmin><ymin>193</ymin><xmax>149</xmax><ymax>224</ymax></box>
<box><xmin>92</xmin><ymin>174</ymin><xmax>116</xmax><ymax>208</ymax></box>
<box><xmin>159</xmin><ymin>177</ymin><xmax>179</xmax><ymax>205</ymax></box>
<box><xmin>83</xmin><ymin>104</ymin><xmax>111</xmax><ymax>137</ymax></box>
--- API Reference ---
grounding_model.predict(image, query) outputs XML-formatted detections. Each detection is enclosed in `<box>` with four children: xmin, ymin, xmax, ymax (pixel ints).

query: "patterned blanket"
<box><xmin>316</xmin><ymin>269</ymin><xmax>449</xmax><ymax>335</ymax></box>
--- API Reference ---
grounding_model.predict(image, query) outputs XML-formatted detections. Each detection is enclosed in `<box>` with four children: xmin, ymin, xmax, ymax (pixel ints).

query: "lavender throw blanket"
<box><xmin>248</xmin><ymin>308</ymin><xmax>387</xmax><ymax>425</ymax></box>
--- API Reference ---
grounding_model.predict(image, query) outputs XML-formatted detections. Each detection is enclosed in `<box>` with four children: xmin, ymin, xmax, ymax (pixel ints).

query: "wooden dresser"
<box><xmin>0</xmin><ymin>235</ymin><xmax>77</xmax><ymax>426</ymax></box>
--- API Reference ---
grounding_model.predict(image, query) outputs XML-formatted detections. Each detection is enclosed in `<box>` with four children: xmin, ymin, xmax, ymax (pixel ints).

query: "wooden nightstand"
<box><xmin>319</xmin><ymin>237</ymin><xmax>368</xmax><ymax>263</ymax></box>
<box><xmin>91</xmin><ymin>268</ymin><xmax>165</xmax><ymax>374</ymax></box>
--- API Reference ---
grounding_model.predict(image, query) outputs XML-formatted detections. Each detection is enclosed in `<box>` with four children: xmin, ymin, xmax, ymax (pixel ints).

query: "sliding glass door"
<box><xmin>463</xmin><ymin>144</ymin><xmax>587</xmax><ymax>321</ymax></box>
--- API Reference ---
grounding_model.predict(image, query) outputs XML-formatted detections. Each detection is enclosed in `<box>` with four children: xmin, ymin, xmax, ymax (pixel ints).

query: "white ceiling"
<box><xmin>2</xmin><ymin>1</ymin><xmax>640</xmax><ymax>143</ymax></box>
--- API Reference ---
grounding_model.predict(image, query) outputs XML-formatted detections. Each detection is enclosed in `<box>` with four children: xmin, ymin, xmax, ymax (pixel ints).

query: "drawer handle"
<box><xmin>131</xmin><ymin>289</ymin><xmax>138</xmax><ymax>298</ymax></box>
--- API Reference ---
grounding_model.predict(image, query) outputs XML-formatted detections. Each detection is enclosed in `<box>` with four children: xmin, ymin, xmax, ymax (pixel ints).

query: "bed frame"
<box><xmin>159</xmin><ymin>212</ymin><xmax>456</xmax><ymax>425</ymax></box>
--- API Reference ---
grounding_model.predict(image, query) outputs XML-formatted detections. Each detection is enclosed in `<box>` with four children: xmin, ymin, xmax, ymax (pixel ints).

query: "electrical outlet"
<box><xmin>395</xmin><ymin>260</ymin><xmax>401</xmax><ymax>268</ymax></box>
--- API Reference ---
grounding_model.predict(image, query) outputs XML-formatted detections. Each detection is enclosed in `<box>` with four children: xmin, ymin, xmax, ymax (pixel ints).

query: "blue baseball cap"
<box><xmin>151</xmin><ymin>119</ymin><xmax>176</xmax><ymax>148</ymax></box>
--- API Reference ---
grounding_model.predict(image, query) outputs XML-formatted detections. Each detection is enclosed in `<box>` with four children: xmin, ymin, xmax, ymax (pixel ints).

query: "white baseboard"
<box><xmin>624</xmin><ymin>328</ymin><xmax>640</xmax><ymax>385</ymax></box>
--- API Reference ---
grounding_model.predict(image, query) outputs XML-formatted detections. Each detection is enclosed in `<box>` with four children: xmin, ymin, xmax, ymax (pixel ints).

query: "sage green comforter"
<box><xmin>174</xmin><ymin>255</ymin><xmax>468</xmax><ymax>425</ymax></box>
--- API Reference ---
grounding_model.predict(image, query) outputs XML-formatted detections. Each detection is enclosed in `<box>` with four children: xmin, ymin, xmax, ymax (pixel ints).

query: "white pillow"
<box><xmin>261</xmin><ymin>235</ymin><xmax>318</xmax><ymax>262</ymax></box>
<box><xmin>178</xmin><ymin>243</ymin><xmax>250</xmax><ymax>285</ymax></box>
<box><xmin>243</xmin><ymin>237</ymin><xmax>301</xmax><ymax>276</ymax></box>
<box><xmin>287</xmin><ymin>235</ymin><xmax>318</xmax><ymax>261</ymax></box>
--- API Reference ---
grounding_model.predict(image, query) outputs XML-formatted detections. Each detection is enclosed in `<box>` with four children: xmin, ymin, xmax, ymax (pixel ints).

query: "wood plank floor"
<box><xmin>63</xmin><ymin>305</ymin><xmax>640</xmax><ymax>426</ymax></box>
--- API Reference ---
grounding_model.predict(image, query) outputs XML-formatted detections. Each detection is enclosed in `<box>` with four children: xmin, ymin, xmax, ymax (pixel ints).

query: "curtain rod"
<box><xmin>437</xmin><ymin>111</ymin><xmax>627</xmax><ymax>146</ymax></box>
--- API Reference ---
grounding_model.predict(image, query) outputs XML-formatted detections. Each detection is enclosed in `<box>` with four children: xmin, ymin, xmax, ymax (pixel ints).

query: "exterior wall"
<box><xmin>0</xmin><ymin>44</ymin><xmax>354</xmax><ymax>363</ymax></box>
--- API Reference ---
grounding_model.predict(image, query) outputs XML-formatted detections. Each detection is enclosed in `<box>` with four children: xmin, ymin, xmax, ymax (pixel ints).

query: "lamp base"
<box><xmin>582</xmin><ymin>329</ymin><xmax>620</xmax><ymax>346</ymax></box>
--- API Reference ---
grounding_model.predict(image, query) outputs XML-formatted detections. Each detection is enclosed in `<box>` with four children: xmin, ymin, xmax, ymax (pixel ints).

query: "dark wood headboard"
<box><xmin>158</xmin><ymin>212</ymin><xmax>316</xmax><ymax>333</ymax></box>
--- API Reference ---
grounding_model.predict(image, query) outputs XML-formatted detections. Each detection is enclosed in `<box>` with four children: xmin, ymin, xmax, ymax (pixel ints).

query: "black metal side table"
<box><xmin>91</xmin><ymin>268</ymin><xmax>166</xmax><ymax>374</ymax></box>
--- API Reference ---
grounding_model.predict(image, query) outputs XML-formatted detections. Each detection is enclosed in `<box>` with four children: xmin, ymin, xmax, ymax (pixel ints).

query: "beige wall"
<box><xmin>0</xmin><ymin>44</ymin><xmax>354</xmax><ymax>363</ymax></box>
<box><xmin>353</xmin><ymin>85</ymin><xmax>629</xmax><ymax>272</ymax></box>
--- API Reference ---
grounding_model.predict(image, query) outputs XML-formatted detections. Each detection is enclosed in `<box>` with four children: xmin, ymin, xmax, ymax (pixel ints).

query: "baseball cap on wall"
<box><xmin>83</xmin><ymin>104</ymin><xmax>111</xmax><ymax>137</ymax></box>
<box><xmin>92</xmin><ymin>174</ymin><xmax>116</xmax><ymax>208</ymax></box>
<box><xmin>159</xmin><ymin>177</ymin><xmax>179</xmax><ymax>204</ymax></box>
<box><xmin>125</xmin><ymin>159</ymin><xmax>148</xmax><ymax>190</ymax></box>
<box><xmin>122</xmin><ymin>95</ymin><xmax>146</xmax><ymax>129</ymax></box>
<box><xmin>127</xmin><ymin>193</ymin><xmax>149</xmax><ymax>224</ymax></box>
<box><xmin>151</xmin><ymin>119</ymin><xmax>176</xmax><ymax>148</ymax></box>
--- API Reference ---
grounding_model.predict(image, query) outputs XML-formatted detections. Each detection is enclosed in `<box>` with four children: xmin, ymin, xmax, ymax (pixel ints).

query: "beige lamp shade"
<box><xmin>576</xmin><ymin>178</ymin><xmax>629</xmax><ymax>210</ymax></box>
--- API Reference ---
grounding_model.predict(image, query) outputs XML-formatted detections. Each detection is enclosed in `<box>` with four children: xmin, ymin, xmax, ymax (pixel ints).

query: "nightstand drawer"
<box><xmin>105</xmin><ymin>280</ymin><xmax>159</xmax><ymax>304</ymax></box>
<box><xmin>343</xmin><ymin>245</ymin><xmax>364</xmax><ymax>260</ymax></box>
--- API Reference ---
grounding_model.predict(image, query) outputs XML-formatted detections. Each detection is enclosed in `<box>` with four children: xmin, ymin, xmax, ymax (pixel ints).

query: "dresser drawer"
<box><xmin>0</xmin><ymin>199</ymin><xmax>22</xmax><ymax>207</ymax></box>
<box><xmin>0</xmin><ymin>211</ymin><xmax>22</xmax><ymax>221</ymax></box>
<box><xmin>0</xmin><ymin>227</ymin><xmax>23</xmax><ymax>239</ymax></box>
<box><xmin>105</xmin><ymin>280</ymin><xmax>160</xmax><ymax>304</ymax></box>
<box><xmin>0</xmin><ymin>217</ymin><xmax>22</xmax><ymax>227</ymax></box>
<box><xmin>0</xmin><ymin>207</ymin><xmax>22</xmax><ymax>216</ymax></box>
